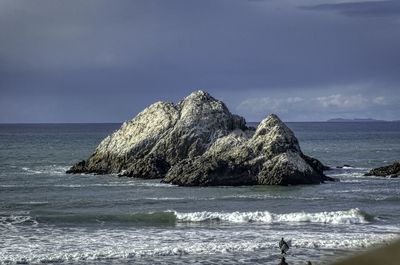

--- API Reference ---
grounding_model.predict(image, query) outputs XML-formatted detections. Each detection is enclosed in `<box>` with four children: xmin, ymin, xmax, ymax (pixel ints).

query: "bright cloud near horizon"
<box><xmin>0</xmin><ymin>0</ymin><xmax>399</xmax><ymax>122</ymax></box>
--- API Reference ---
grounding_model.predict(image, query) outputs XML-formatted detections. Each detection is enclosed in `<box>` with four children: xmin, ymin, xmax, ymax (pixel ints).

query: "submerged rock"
<box><xmin>364</xmin><ymin>162</ymin><xmax>400</xmax><ymax>178</ymax></box>
<box><xmin>67</xmin><ymin>90</ymin><xmax>332</xmax><ymax>186</ymax></box>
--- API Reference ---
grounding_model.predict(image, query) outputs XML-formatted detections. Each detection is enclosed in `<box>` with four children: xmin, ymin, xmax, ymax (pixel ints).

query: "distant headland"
<box><xmin>327</xmin><ymin>118</ymin><xmax>389</xmax><ymax>122</ymax></box>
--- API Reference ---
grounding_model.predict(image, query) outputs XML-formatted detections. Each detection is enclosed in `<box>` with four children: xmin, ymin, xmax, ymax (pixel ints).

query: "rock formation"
<box><xmin>364</xmin><ymin>162</ymin><xmax>400</xmax><ymax>178</ymax></box>
<box><xmin>164</xmin><ymin>112</ymin><xmax>333</xmax><ymax>186</ymax></box>
<box><xmin>67</xmin><ymin>90</ymin><xmax>333</xmax><ymax>186</ymax></box>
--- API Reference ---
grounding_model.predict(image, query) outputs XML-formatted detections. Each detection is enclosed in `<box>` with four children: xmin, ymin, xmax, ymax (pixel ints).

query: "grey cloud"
<box><xmin>316</xmin><ymin>94</ymin><xmax>368</xmax><ymax>108</ymax></box>
<box><xmin>0</xmin><ymin>0</ymin><xmax>399</xmax><ymax>122</ymax></box>
<box><xmin>234</xmin><ymin>85</ymin><xmax>400</xmax><ymax>122</ymax></box>
<box><xmin>303</xmin><ymin>1</ymin><xmax>400</xmax><ymax>18</ymax></box>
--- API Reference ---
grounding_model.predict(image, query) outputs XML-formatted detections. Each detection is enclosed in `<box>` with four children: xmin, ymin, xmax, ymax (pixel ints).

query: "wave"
<box><xmin>339</xmin><ymin>179</ymin><xmax>367</xmax><ymax>183</ymax></box>
<box><xmin>1</xmin><ymin>209</ymin><xmax>374</xmax><ymax>228</ymax></box>
<box><xmin>0</xmin><ymin>230</ymin><xmax>397</xmax><ymax>265</ymax></box>
<box><xmin>52</xmin><ymin>182</ymin><xmax>175</xmax><ymax>188</ymax></box>
<box><xmin>0</xmin><ymin>182</ymin><xmax>174</xmax><ymax>189</ymax></box>
<box><xmin>220</xmin><ymin>194</ymin><xmax>325</xmax><ymax>201</ymax></box>
<box><xmin>21</xmin><ymin>165</ymin><xmax>69</xmax><ymax>175</ymax></box>
<box><xmin>325</xmin><ymin>167</ymin><xmax>399</xmax><ymax>182</ymax></box>
<box><xmin>15</xmin><ymin>201</ymin><xmax>49</xmax><ymax>206</ymax></box>
<box><xmin>0</xmin><ymin>215</ymin><xmax>38</xmax><ymax>227</ymax></box>
<box><xmin>174</xmin><ymin>208</ymin><xmax>374</xmax><ymax>225</ymax></box>
<box><xmin>326</xmin><ymin>166</ymin><xmax>368</xmax><ymax>175</ymax></box>
<box><xmin>374</xmin><ymin>195</ymin><xmax>400</xmax><ymax>202</ymax></box>
<box><xmin>35</xmin><ymin>212</ymin><xmax>177</xmax><ymax>225</ymax></box>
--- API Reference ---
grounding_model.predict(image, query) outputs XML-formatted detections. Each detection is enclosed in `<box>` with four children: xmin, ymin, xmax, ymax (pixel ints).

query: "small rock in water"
<box><xmin>365</xmin><ymin>161</ymin><xmax>400</xmax><ymax>177</ymax></box>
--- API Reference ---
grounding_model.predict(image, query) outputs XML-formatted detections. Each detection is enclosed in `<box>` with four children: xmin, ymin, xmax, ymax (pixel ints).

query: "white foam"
<box><xmin>52</xmin><ymin>182</ymin><xmax>175</xmax><ymax>188</ymax></box>
<box><xmin>21</xmin><ymin>165</ymin><xmax>69</xmax><ymax>175</ymax></box>
<box><xmin>174</xmin><ymin>208</ymin><xmax>372</xmax><ymax>225</ymax></box>
<box><xmin>339</xmin><ymin>179</ymin><xmax>366</xmax><ymax>183</ymax></box>
<box><xmin>327</xmin><ymin>171</ymin><xmax>365</xmax><ymax>179</ymax></box>
<box><xmin>0</xmin><ymin>225</ymin><xmax>398</xmax><ymax>264</ymax></box>
<box><xmin>221</xmin><ymin>194</ymin><xmax>325</xmax><ymax>201</ymax></box>
<box><xmin>130</xmin><ymin>182</ymin><xmax>176</xmax><ymax>188</ymax></box>
<box><xmin>0</xmin><ymin>215</ymin><xmax>38</xmax><ymax>228</ymax></box>
<box><xmin>17</xmin><ymin>201</ymin><xmax>49</xmax><ymax>205</ymax></box>
<box><xmin>143</xmin><ymin>197</ymin><xmax>187</xmax><ymax>201</ymax></box>
<box><xmin>326</xmin><ymin>167</ymin><xmax>368</xmax><ymax>178</ymax></box>
<box><xmin>1</xmin><ymin>181</ymin><xmax>175</xmax><ymax>189</ymax></box>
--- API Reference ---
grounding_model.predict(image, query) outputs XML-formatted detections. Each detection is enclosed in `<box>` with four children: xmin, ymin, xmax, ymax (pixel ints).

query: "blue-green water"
<box><xmin>1</xmin><ymin>122</ymin><xmax>400</xmax><ymax>265</ymax></box>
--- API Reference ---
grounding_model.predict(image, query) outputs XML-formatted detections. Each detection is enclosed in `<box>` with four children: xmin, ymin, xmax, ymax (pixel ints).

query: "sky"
<box><xmin>1</xmin><ymin>0</ymin><xmax>399</xmax><ymax>122</ymax></box>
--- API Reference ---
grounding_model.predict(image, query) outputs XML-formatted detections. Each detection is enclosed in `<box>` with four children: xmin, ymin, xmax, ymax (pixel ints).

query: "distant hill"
<box><xmin>327</xmin><ymin>118</ymin><xmax>387</xmax><ymax>122</ymax></box>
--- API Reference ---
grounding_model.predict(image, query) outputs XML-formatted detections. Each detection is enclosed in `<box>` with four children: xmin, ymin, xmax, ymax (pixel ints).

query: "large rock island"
<box><xmin>67</xmin><ymin>91</ymin><xmax>333</xmax><ymax>186</ymax></box>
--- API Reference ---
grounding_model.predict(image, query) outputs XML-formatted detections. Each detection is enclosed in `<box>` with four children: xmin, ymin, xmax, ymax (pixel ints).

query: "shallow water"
<box><xmin>1</xmin><ymin>122</ymin><xmax>400</xmax><ymax>265</ymax></box>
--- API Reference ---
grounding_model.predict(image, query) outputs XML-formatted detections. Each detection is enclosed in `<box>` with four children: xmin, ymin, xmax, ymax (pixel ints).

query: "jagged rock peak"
<box><xmin>183</xmin><ymin>90</ymin><xmax>213</xmax><ymax>101</ymax></box>
<box><xmin>254</xmin><ymin>114</ymin><xmax>294</xmax><ymax>138</ymax></box>
<box><xmin>250</xmin><ymin>114</ymin><xmax>301</xmax><ymax>157</ymax></box>
<box><xmin>179</xmin><ymin>90</ymin><xmax>224</xmax><ymax>111</ymax></box>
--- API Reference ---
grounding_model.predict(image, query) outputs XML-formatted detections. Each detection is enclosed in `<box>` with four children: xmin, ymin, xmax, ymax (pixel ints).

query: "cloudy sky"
<box><xmin>1</xmin><ymin>0</ymin><xmax>399</xmax><ymax>122</ymax></box>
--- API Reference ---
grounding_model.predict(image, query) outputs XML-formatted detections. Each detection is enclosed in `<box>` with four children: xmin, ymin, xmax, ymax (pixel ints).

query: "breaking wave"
<box><xmin>174</xmin><ymin>208</ymin><xmax>374</xmax><ymax>225</ymax></box>
<box><xmin>0</xmin><ymin>209</ymin><xmax>374</xmax><ymax>228</ymax></box>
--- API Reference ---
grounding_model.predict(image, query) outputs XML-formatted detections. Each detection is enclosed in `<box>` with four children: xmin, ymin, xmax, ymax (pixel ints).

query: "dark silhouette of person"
<box><xmin>307</xmin><ymin>261</ymin><xmax>312</xmax><ymax>265</ymax></box>
<box><xmin>279</xmin><ymin>256</ymin><xmax>288</xmax><ymax>265</ymax></box>
<box><xmin>279</xmin><ymin>237</ymin><xmax>290</xmax><ymax>254</ymax></box>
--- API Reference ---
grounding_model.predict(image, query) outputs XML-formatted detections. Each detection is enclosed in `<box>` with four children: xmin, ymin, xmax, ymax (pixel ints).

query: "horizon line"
<box><xmin>1</xmin><ymin>120</ymin><xmax>398</xmax><ymax>125</ymax></box>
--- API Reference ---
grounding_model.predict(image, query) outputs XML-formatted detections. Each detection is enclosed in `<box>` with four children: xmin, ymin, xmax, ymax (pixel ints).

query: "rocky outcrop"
<box><xmin>67</xmin><ymin>90</ymin><xmax>332</xmax><ymax>186</ymax></box>
<box><xmin>67</xmin><ymin>91</ymin><xmax>246</xmax><ymax>177</ymax></box>
<box><xmin>364</xmin><ymin>162</ymin><xmax>400</xmax><ymax>178</ymax></box>
<box><xmin>164</xmin><ymin>113</ymin><xmax>334</xmax><ymax>186</ymax></box>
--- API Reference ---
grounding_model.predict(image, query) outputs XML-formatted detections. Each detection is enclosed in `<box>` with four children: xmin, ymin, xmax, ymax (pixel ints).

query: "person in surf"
<box><xmin>279</xmin><ymin>238</ymin><xmax>290</xmax><ymax>254</ymax></box>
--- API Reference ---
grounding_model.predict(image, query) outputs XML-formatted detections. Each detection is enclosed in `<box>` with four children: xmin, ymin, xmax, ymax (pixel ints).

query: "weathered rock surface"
<box><xmin>67</xmin><ymin>91</ymin><xmax>246</xmax><ymax>177</ymax></box>
<box><xmin>364</xmin><ymin>162</ymin><xmax>400</xmax><ymax>178</ymax></box>
<box><xmin>164</xmin><ymin>113</ymin><xmax>334</xmax><ymax>186</ymax></box>
<box><xmin>67</xmin><ymin>90</ymin><xmax>332</xmax><ymax>186</ymax></box>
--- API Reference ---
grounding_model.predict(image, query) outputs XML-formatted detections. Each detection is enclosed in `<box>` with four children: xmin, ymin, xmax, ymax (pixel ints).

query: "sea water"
<box><xmin>1</xmin><ymin>122</ymin><xmax>400</xmax><ymax>265</ymax></box>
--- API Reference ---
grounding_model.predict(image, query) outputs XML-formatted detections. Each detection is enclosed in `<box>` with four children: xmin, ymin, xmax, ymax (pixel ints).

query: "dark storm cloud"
<box><xmin>0</xmin><ymin>0</ymin><xmax>399</xmax><ymax>122</ymax></box>
<box><xmin>303</xmin><ymin>1</ymin><xmax>400</xmax><ymax>18</ymax></box>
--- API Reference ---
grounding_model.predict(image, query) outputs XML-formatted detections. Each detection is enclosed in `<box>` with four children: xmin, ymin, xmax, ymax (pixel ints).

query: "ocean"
<box><xmin>1</xmin><ymin>122</ymin><xmax>400</xmax><ymax>265</ymax></box>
